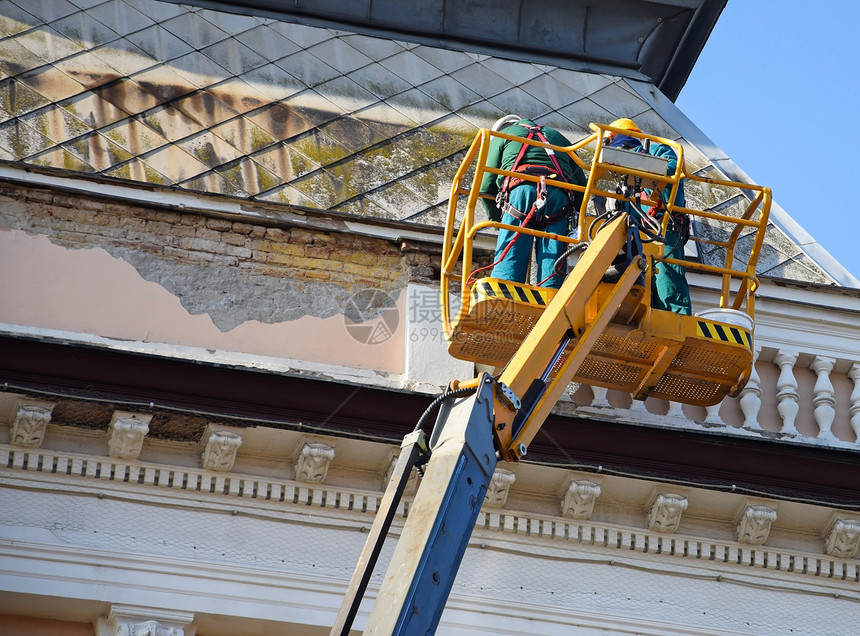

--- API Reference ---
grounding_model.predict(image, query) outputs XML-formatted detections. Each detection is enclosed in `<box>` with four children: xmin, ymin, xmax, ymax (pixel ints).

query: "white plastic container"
<box><xmin>694</xmin><ymin>307</ymin><xmax>754</xmax><ymax>331</ymax></box>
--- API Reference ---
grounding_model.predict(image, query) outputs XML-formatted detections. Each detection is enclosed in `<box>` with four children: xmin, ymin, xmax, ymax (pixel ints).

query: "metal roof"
<box><xmin>178</xmin><ymin>0</ymin><xmax>728</xmax><ymax>101</ymax></box>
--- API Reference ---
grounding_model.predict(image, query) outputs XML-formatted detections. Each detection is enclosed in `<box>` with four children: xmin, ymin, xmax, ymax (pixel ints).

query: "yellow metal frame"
<box><xmin>441</xmin><ymin>123</ymin><xmax>771</xmax><ymax>336</ymax></box>
<box><xmin>439</xmin><ymin>123</ymin><xmax>772</xmax><ymax>462</ymax></box>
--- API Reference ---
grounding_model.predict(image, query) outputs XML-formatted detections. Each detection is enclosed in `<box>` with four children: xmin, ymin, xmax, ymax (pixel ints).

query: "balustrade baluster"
<box><xmin>590</xmin><ymin>385</ymin><xmax>611</xmax><ymax>408</ymax></box>
<box><xmin>739</xmin><ymin>349</ymin><xmax>762</xmax><ymax>431</ymax></box>
<box><xmin>774</xmin><ymin>351</ymin><xmax>800</xmax><ymax>436</ymax></box>
<box><xmin>811</xmin><ymin>356</ymin><xmax>837</xmax><ymax>441</ymax></box>
<box><xmin>848</xmin><ymin>363</ymin><xmax>860</xmax><ymax>444</ymax></box>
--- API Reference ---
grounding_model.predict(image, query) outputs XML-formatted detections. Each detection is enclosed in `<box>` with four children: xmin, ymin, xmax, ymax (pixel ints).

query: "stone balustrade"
<box><xmin>567</xmin><ymin>346</ymin><xmax>860</xmax><ymax>447</ymax></box>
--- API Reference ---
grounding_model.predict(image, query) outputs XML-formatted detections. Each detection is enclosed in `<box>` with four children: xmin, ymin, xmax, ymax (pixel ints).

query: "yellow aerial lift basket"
<box><xmin>440</xmin><ymin>123</ymin><xmax>771</xmax><ymax>409</ymax></box>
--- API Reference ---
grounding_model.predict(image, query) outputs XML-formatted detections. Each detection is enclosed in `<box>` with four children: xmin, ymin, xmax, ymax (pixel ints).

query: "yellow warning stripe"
<box><xmin>696</xmin><ymin>319</ymin><xmax>752</xmax><ymax>349</ymax></box>
<box><xmin>471</xmin><ymin>279</ymin><xmax>553</xmax><ymax>307</ymax></box>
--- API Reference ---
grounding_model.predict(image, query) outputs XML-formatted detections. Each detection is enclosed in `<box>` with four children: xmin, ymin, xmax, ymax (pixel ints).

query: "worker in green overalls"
<box><xmin>605</xmin><ymin>118</ymin><xmax>691</xmax><ymax>315</ymax></box>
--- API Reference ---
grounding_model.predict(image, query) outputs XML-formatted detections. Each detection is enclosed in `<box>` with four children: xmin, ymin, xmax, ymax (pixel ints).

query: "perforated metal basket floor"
<box><xmin>448</xmin><ymin>279</ymin><xmax>753</xmax><ymax>406</ymax></box>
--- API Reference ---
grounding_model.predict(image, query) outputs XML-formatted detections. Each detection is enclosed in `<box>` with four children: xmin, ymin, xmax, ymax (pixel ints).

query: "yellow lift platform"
<box><xmin>440</xmin><ymin>123</ymin><xmax>771</xmax><ymax>459</ymax></box>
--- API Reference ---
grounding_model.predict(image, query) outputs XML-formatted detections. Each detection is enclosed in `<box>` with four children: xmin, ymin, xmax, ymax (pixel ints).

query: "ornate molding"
<box><xmin>10</xmin><ymin>402</ymin><xmax>53</xmax><ymax>447</ymax></box>
<box><xmin>107</xmin><ymin>412</ymin><xmax>152</xmax><ymax>460</ymax></box>
<box><xmin>385</xmin><ymin>453</ymin><xmax>419</xmax><ymax>496</ymax></box>
<box><xmin>824</xmin><ymin>518</ymin><xmax>860</xmax><ymax>558</ymax></box>
<box><xmin>647</xmin><ymin>493</ymin><xmax>688</xmax><ymax>533</ymax></box>
<box><xmin>201</xmin><ymin>430</ymin><xmax>243</xmax><ymax>472</ymax></box>
<box><xmin>97</xmin><ymin>604</ymin><xmax>195</xmax><ymax>636</ymax></box>
<box><xmin>737</xmin><ymin>504</ymin><xmax>778</xmax><ymax>545</ymax></box>
<box><xmin>295</xmin><ymin>442</ymin><xmax>335</xmax><ymax>483</ymax></box>
<box><xmin>561</xmin><ymin>479</ymin><xmax>601</xmax><ymax>520</ymax></box>
<box><xmin>483</xmin><ymin>468</ymin><xmax>516</xmax><ymax>508</ymax></box>
<box><xmin>3</xmin><ymin>443</ymin><xmax>858</xmax><ymax>580</ymax></box>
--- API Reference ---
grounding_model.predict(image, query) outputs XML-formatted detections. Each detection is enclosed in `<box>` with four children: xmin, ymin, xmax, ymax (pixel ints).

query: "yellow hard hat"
<box><xmin>609</xmin><ymin>118</ymin><xmax>641</xmax><ymax>133</ymax></box>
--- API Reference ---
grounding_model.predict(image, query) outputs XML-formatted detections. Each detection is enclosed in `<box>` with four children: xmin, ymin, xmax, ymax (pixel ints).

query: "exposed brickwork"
<box><xmin>1</xmin><ymin>181</ymin><xmax>412</xmax><ymax>288</ymax></box>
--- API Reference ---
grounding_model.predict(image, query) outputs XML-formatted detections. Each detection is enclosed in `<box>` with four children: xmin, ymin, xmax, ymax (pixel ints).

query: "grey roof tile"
<box><xmin>411</xmin><ymin>45</ymin><xmax>475</xmax><ymax>74</ymax></box>
<box><xmin>0</xmin><ymin>1</ymin><xmax>839</xmax><ymax>285</ymax></box>
<box><xmin>557</xmin><ymin>98</ymin><xmax>616</xmax><ymax>132</ymax></box>
<box><xmin>284</xmin><ymin>128</ymin><xmax>351</xmax><ymax>169</ymax></box>
<box><xmin>246</xmin><ymin>102</ymin><xmax>315</xmax><ymax>141</ymax></box>
<box><xmin>66</xmin><ymin>0</ymin><xmax>106</xmax><ymax>9</ymax></box>
<box><xmin>315</xmin><ymin>75</ymin><xmax>379</xmax><ymax>116</ymax></box>
<box><xmin>90</xmin><ymin>77</ymin><xmax>157</xmax><ymax>116</ymax></box>
<box><xmin>0</xmin><ymin>38</ymin><xmax>50</xmax><ymax>76</ymax></box>
<box><xmin>255</xmin><ymin>182</ymin><xmax>314</xmax><ymax>207</ymax></box>
<box><xmin>139</xmin><ymin>103</ymin><xmax>205</xmax><ymax>142</ymax></box>
<box><xmin>338</xmin><ymin>33</ymin><xmax>408</xmax><ymax>61</ymax></box>
<box><xmin>519</xmin><ymin>73</ymin><xmax>583</xmax><ymax>111</ymax></box>
<box><xmin>17</xmin><ymin>65</ymin><xmax>87</xmax><ymax>103</ymax></box>
<box><xmin>178</xmin><ymin>129</ymin><xmax>245</xmax><ymax>168</ymax></box>
<box><xmin>240</xmin><ymin>63</ymin><xmax>305</xmax><ymax>103</ymax></box>
<box><xmin>90</xmin><ymin>37</ymin><xmax>155</xmax><ymax>77</ymax></box>
<box><xmin>168</xmin><ymin>51</ymin><xmax>229</xmax><ymax>90</ymax></box>
<box><xmin>347</xmin><ymin>63</ymin><xmax>412</xmax><ymax>101</ymax></box>
<box><xmin>290</xmin><ymin>163</ymin><xmax>363</xmax><ymax>208</ymax></box>
<box><xmin>132</xmin><ymin>64</ymin><xmax>198</xmax><ymax>104</ymax></box>
<box><xmin>125</xmin><ymin>24</ymin><xmax>193</xmax><ymax>62</ymax></box>
<box><xmin>9</xmin><ymin>0</ymin><xmax>78</xmax><ymax>24</ymax></box>
<box><xmin>171</xmin><ymin>90</ymin><xmax>240</xmax><ymax>131</ymax></box>
<box><xmin>587</xmin><ymin>81</ymin><xmax>650</xmax><ymax>119</ymax></box>
<box><xmin>140</xmin><ymin>141</ymin><xmax>209</xmax><ymax>183</ymax></box>
<box><xmin>313</xmin><ymin>116</ymin><xmax>381</xmax><ymax>153</ymax></box>
<box><xmin>30</xmin><ymin>145</ymin><xmax>94</xmax><ymax>172</ymax></box>
<box><xmin>214</xmin><ymin>157</ymin><xmax>281</xmax><ymax>196</ymax></box>
<box><xmin>361</xmin><ymin>180</ymin><xmax>432</xmax><ymax>221</ymax></box>
<box><xmin>210</xmin><ymin>115</ymin><xmax>278</xmax><ymax>156</ymax></box>
<box><xmin>200</xmin><ymin>37</ymin><xmax>268</xmax><ymax>75</ymax></box>
<box><xmin>0</xmin><ymin>2</ymin><xmax>38</xmax><ymax>38</ymax></box>
<box><xmin>377</xmin><ymin>49</ymin><xmax>445</xmax><ymax>86</ymax></box>
<box><xmin>102</xmin><ymin>116</ymin><xmax>169</xmax><ymax>155</ymax></box>
<box><xmin>417</xmin><ymin>76</ymin><xmax>481</xmax><ymax>112</ymax></box>
<box><xmin>14</xmin><ymin>24</ymin><xmax>86</xmax><ymax>60</ymax></box>
<box><xmin>0</xmin><ymin>117</ymin><xmax>54</xmax><ymax>158</ymax></box>
<box><xmin>253</xmin><ymin>140</ymin><xmax>319</xmax><ymax>180</ymax></box>
<box><xmin>160</xmin><ymin>12</ymin><xmax>229</xmax><ymax>49</ymax></box>
<box><xmin>180</xmin><ymin>170</ymin><xmax>231</xmax><ymax>196</ymax></box>
<box><xmin>448</xmin><ymin>62</ymin><xmax>514</xmax><ymax>98</ymax></box>
<box><xmin>0</xmin><ymin>77</ymin><xmax>52</xmax><ymax>117</ymax></box>
<box><xmin>388</xmin><ymin>88</ymin><xmax>445</xmax><ymax>126</ymax></box>
<box><xmin>234</xmin><ymin>25</ymin><xmax>301</xmax><ymax>61</ymax></box>
<box><xmin>478</xmin><ymin>57</ymin><xmax>544</xmax><ymax>87</ymax></box>
<box><xmin>275</xmin><ymin>49</ymin><xmax>341</xmax><ymax>88</ymax></box>
<box><xmin>268</xmin><ymin>21</ymin><xmax>333</xmax><ymax>49</ymax></box>
<box><xmin>196</xmin><ymin>7</ymin><xmax>264</xmax><ymax>36</ymax></box>
<box><xmin>19</xmin><ymin>104</ymin><xmax>92</xmax><ymax>144</ymax></box>
<box><xmin>51</xmin><ymin>9</ymin><xmax>120</xmax><ymax>47</ymax></box>
<box><xmin>552</xmin><ymin>68</ymin><xmax>613</xmax><ymax>96</ymax></box>
<box><xmin>307</xmin><ymin>38</ymin><xmax>374</xmax><ymax>74</ymax></box>
<box><xmin>85</xmin><ymin>0</ymin><xmax>155</xmax><ymax>36</ymax></box>
<box><xmin>64</xmin><ymin>131</ymin><xmax>134</xmax><ymax>169</ymax></box>
<box><xmin>121</xmin><ymin>0</ymin><xmax>185</xmax><ymax>22</ymax></box>
<box><xmin>55</xmin><ymin>50</ymin><xmax>124</xmax><ymax>90</ymax></box>
<box><xmin>206</xmin><ymin>77</ymin><xmax>270</xmax><ymax>115</ymax></box>
<box><xmin>104</xmin><ymin>156</ymin><xmax>170</xmax><ymax>184</ymax></box>
<box><xmin>485</xmin><ymin>86</ymin><xmax>551</xmax><ymax>121</ymax></box>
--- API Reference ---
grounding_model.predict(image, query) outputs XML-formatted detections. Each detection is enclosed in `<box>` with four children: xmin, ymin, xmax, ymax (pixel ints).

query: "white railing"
<box><xmin>568</xmin><ymin>348</ymin><xmax>860</xmax><ymax>448</ymax></box>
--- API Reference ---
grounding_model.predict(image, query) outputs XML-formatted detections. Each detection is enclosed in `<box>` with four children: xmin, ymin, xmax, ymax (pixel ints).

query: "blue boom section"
<box><xmin>364</xmin><ymin>375</ymin><xmax>498</xmax><ymax>635</ymax></box>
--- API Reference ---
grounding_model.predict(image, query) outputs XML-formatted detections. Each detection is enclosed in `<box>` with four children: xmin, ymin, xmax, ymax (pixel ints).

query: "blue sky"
<box><xmin>675</xmin><ymin>1</ymin><xmax>860</xmax><ymax>282</ymax></box>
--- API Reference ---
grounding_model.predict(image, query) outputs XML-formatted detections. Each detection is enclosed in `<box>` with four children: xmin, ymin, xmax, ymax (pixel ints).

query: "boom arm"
<box><xmin>332</xmin><ymin>214</ymin><xmax>645</xmax><ymax>634</ymax></box>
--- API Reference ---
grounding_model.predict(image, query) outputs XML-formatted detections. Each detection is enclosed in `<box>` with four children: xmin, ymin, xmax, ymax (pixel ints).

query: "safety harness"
<box><xmin>494</xmin><ymin>125</ymin><xmax>575</xmax><ymax>230</ymax></box>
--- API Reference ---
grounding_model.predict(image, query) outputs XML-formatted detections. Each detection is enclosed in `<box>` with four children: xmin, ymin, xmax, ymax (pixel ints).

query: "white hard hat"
<box><xmin>491</xmin><ymin>114</ymin><xmax>522</xmax><ymax>131</ymax></box>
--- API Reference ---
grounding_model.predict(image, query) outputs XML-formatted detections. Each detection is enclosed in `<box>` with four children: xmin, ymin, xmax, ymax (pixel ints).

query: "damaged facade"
<box><xmin>1</xmin><ymin>1</ymin><xmax>859</xmax><ymax>635</ymax></box>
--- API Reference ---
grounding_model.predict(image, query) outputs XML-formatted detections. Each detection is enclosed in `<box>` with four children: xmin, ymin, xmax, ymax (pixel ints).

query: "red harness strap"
<box><xmin>496</xmin><ymin>125</ymin><xmax>572</xmax><ymax>228</ymax></box>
